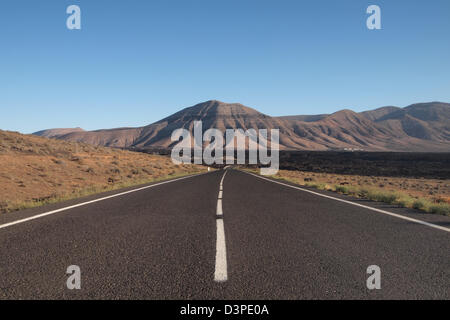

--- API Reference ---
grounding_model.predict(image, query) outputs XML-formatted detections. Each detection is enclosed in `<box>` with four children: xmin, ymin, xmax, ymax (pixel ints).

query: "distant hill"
<box><xmin>33</xmin><ymin>127</ymin><xmax>85</xmax><ymax>138</ymax></box>
<box><xmin>33</xmin><ymin>100</ymin><xmax>450</xmax><ymax>152</ymax></box>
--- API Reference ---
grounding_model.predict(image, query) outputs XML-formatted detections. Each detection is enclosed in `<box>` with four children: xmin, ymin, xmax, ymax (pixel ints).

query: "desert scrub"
<box><xmin>304</xmin><ymin>182</ymin><xmax>327</xmax><ymax>190</ymax></box>
<box><xmin>0</xmin><ymin>129</ymin><xmax>207</xmax><ymax>214</ymax></box>
<box><xmin>394</xmin><ymin>195</ymin><xmax>415</xmax><ymax>208</ymax></box>
<box><xmin>366</xmin><ymin>190</ymin><xmax>399</xmax><ymax>204</ymax></box>
<box><xmin>0</xmin><ymin>169</ymin><xmax>204</xmax><ymax>214</ymax></box>
<box><xmin>243</xmin><ymin>168</ymin><xmax>450</xmax><ymax>217</ymax></box>
<box><xmin>412</xmin><ymin>199</ymin><xmax>426</xmax><ymax>210</ymax></box>
<box><xmin>428</xmin><ymin>204</ymin><xmax>450</xmax><ymax>215</ymax></box>
<box><xmin>335</xmin><ymin>185</ymin><xmax>350</xmax><ymax>194</ymax></box>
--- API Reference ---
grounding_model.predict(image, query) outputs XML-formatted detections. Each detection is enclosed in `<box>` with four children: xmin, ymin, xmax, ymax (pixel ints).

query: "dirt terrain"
<box><xmin>0</xmin><ymin>130</ymin><xmax>205</xmax><ymax>213</ymax></box>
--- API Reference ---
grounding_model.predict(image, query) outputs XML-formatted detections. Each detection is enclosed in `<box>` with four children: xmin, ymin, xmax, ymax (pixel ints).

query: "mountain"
<box><xmin>33</xmin><ymin>101</ymin><xmax>450</xmax><ymax>152</ymax></box>
<box><xmin>48</xmin><ymin>127</ymin><xmax>144</xmax><ymax>149</ymax></box>
<box><xmin>361</xmin><ymin>102</ymin><xmax>450</xmax><ymax>143</ymax></box>
<box><xmin>33</xmin><ymin>127</ymin><xmax>85</xmax><ymax>138</ymax></box>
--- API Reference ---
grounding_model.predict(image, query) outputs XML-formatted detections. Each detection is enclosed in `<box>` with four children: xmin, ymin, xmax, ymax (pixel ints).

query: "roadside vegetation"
<box><xmin>0</xmin><ymin>130</ymin><xmax>206</xmax><ymax>213</ymax></box>
<box><xmin>244</xmin><ymin>168</ymin><xmax>450</xmax><ymax>216</ymax></box>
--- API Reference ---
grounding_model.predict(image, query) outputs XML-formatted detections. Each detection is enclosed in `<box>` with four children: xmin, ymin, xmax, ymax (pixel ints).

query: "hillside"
<box><xmin>34</xmin><ymin>101</ymin><xmax>450</xmax><ymax>152</ymax></box>
<box><xmin>33</xmin><ymin>127</ymin><xmax>85</xmax><ymax>138</ymax></box>
<box><xmin>0</xmin><ymin>130</ymin><xmax>205</xmax><ymax>213</ymax></box>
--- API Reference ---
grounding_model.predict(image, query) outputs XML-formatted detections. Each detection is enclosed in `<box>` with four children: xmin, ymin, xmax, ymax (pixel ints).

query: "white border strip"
<box><xmin>243</xmin><ymin>171</ymin><xmax>450</xmax><ymax>233</ymax></box>
<box><xmin>0</xmin><ymin>172</ymin><xmax>208</xmax><ymax>231</ymax></box>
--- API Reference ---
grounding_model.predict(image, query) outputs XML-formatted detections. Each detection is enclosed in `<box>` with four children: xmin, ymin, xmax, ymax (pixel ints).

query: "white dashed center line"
<box><xmin>214</xmin><ymin>169</ymin><xmax>228</xmax><ymax>282</ymax></box>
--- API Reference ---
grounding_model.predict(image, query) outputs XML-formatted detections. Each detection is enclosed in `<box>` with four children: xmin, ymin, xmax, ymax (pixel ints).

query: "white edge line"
<box><xmin>0</xmin><ymin>172</ymin><xmax>209</xmax><ymax>230</ymax></box>
<box><xmin>243</xmin><ymin>171</ymin><xmax>450</xmax><ymax>233</ymax></box>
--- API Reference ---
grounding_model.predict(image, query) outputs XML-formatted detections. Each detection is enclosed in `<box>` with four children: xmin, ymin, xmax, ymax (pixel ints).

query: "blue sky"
<box><xmin>1</xmin><ymin>0</ymin><xmax>449</xmax><ymax>133</ymax></box>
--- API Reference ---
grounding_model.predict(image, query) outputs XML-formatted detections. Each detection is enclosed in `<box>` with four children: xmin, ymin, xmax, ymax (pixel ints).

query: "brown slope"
<box><xmin>0</xmin><ymin>130</ymin><xmax>204</xmax><ymax>213</ymax></box>
<box><xmin>373</xmin><ymin>102</ymin><xmax>450</xmax><ymax>142</ymax></box>
<box><xmin>34</xmin><ymin>127</ymin><xmax>85</xmax><ymax>138</ymax></box>
<box><xmin>56</xmin><ymin>127</ymin><xmax>144</xmax><ymax>148</ymax></box>
<box><xmin>360</xmin><ymin>106</ymin><xmax>401</xmax><ymax>121</ymax></box>
<box><xmin>286</xmin><ymin>110</ymin><xmax>397</xmax><ymax>151</ymax></box>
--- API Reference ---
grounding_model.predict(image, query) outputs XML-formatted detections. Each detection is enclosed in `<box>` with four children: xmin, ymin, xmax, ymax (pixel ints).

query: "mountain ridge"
<box><xmin>33</xmin><ymin>100</ymin><xmax>450</xmax><ymax>152</ymax></box>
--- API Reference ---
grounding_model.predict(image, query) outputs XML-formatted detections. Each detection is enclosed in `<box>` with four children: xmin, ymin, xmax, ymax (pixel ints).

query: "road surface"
<box><xmin>0</xmin><ymin>169</ymin><xmax>449</xmax><ymax>299</ymax></box>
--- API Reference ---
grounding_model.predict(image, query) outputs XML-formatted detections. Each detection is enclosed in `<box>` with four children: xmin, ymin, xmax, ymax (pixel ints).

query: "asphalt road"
<box><xmin>0</xmin><ymin>169</ymin><xmax>449</xmax><ymax>299</ymax></box>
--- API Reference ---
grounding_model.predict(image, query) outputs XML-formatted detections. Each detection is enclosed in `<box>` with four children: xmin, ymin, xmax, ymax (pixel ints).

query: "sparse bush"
<box><xmin>358</xmin><ymin>188</ymin><xmax>369</xmax><ymax>197</ymax></box>
<box><xmin>395</xmin><ymin>196</ymin><xmax>414</xmax><ymax>208</ymax></box>
<box><xmin>365</xmin><ymin>190</ymin><xmax>398</xmax><ymax>204</ymax></box>
<box><xmin>335</xmin><ymin>185</ymin><xmax>349</xmax><ymax>194</ymax></box>
<box><xmin>413</xmin><ymin>199</ymin><xmax>425</xmax><ymax>210</ymax></box>
<box><xmin>428</xmin><ymin>204</ymin><xmax>450</xmax><ymax>215</ymax></box>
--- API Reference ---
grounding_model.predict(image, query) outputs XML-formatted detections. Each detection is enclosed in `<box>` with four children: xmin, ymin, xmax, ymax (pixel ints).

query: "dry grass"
<box><xmin>0</xmin><ymin>130</ymin><xmax>206</xmax><ymax>213</ymax></box>
<box><xmin>243</xmin><ymin>168</ymin><xmax>450</xmax><ymax>216</ymax></box>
